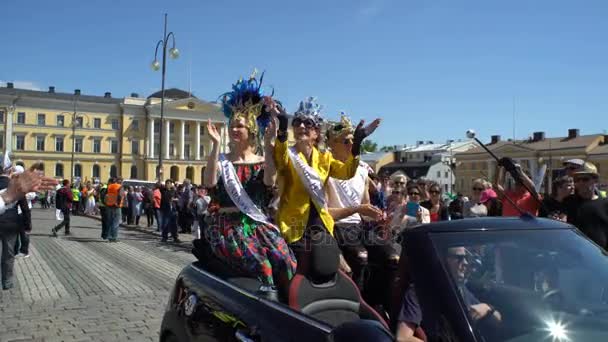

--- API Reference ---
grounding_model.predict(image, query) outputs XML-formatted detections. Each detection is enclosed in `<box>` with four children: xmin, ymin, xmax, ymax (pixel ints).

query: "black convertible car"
<box><xmin>160</xmin><ymin>216</ymin><xmax>608</xmax><ymax>341</ymax></box>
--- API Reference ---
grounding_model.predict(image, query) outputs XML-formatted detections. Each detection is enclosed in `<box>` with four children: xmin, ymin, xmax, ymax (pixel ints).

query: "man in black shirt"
<box><xmin>160</xmin><ymin>179</ymin><xmax>180</xmax><ymax>243</ymax></box>
<box><xmin>564</xmin><ymin>162</ymin><xmax>608</xmax><ymax>248</ymax></box>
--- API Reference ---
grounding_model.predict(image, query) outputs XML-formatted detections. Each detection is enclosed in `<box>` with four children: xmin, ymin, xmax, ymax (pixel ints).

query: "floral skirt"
<box><xmin>205</xmin><ymin>214</ymin><xmax>297</xmax><ymax>286</ymax></box>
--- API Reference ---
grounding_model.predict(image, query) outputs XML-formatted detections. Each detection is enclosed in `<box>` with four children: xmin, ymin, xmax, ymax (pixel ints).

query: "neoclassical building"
<box><xmin>0</xmin><ymin>83</ymin><xmax>230</xmax><ymax>183</ymax></box>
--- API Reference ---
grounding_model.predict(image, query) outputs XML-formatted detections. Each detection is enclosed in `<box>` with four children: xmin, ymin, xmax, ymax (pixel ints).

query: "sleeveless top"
<box><xmin>326</xmin><ymin>162</ymin><xmax>369</xmax><ymax>225</ymax></box>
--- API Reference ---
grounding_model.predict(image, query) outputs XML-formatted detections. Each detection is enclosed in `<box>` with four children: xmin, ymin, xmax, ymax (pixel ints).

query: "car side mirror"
<box><xmin>328</xmin><ymin>320</ymin><xmax>393</xmax><ymax>342</ymax></box>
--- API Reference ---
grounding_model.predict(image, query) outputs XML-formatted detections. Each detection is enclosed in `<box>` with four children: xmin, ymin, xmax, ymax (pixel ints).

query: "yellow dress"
<box><xmin>273</xmin><ymin>139</ymin><xmax>359</xmax><ymax>243</ymax></box>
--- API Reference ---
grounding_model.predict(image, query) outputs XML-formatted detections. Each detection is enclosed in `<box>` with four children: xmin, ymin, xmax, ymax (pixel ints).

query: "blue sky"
<box><xmin>2</xmin><ymin>0</ymin><xmax>607</xmax><ymax>146</ymax></box>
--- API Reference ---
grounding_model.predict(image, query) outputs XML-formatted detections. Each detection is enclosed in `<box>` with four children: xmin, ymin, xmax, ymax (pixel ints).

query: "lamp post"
<box><xmin>70</xmin><ymin>94</ymin><xmax>80</xmax><ymax>182</ymax></box>
<box><xmin>151</xmin><ymin>13</ymin><xmax>179</xmax><ymax>181</ymax></box>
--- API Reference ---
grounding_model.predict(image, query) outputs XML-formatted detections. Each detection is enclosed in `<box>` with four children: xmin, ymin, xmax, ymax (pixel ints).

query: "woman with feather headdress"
<box><xmin>198</xmin><ymin>70</ymin><xmax>296</xmax><ymax>301</ymax></box>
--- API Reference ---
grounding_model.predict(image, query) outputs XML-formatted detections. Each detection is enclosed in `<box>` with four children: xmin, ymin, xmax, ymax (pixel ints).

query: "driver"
<box><xmin>395</xmin><ymin>246</ymin><xmax>501</xmax><ymax>342</ymax></box>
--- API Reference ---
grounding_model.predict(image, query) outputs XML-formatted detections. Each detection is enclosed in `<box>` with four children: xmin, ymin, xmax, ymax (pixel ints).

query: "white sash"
<box><xmin>333</xmin><ymin>161</ymin><xmax>369</xmax><ymax>208</ymax></box>
<box><xmin>287</xmin><ymin>147</ymin><xmax>327</xmax><ymax>210</ymax></box>
<box><xmin>218</xmin><ymin>154</ymin><xmax>279</xmax><ymax>231</ymax></box>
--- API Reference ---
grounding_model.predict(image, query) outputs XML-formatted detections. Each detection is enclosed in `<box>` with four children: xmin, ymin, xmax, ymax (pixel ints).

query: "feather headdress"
<box><xmin>220</xmin><ymin>69</ymin><xmax>273</xmax><ymax>138</ymax></box>
<box><xmin>293</xmin><ymin>96</ymin><xmax>324</xmax><ymax>127</ymax></box>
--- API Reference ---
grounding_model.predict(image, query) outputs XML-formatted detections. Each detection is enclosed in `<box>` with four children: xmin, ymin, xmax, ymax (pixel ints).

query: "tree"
<box><xmin>380</xmin><ymin>145</ymin><xmax>395</xmax><ymax>152</ymax></box>
<box><xmin>361</xmin><ymin>140</ymin><xmax>378</xmax><ymax>153</ymax></box>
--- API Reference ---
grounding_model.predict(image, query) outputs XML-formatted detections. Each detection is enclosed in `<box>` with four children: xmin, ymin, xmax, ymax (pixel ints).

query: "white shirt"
<box><xmin>327</xmin><ymin>162</ymin><xmax>369</xmax><ymax>225</ymax></box>
<box><xmin>0</xmin><ymin>189</ymin><xmax>7</xmax><ymax>215</ymax></box>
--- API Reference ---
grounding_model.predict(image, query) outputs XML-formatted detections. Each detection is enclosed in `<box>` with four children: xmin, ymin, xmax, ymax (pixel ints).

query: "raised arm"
<box><xmin>203</xmin><ymin>119</ymin><xmax>222</xmax><ymax>188</ymax></box>
<box><xmin>263</xmin><ymin>115</ymin><xmax>278</xmax><ymax>187</ymax></box>
<box><xmin>273</xmin><ymin>109</ymin><xmax>290</xmax><ymax>172</ymax></box>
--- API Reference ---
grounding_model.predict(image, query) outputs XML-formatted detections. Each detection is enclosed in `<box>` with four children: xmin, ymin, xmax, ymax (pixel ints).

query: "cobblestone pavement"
<box><xmin>0</xmin><ymin>209</ymin><xmax>196</xmax><ymax>342</ymax></box>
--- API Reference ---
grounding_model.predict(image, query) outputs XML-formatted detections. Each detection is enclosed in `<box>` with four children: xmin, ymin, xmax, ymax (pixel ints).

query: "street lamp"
<box><xmin>151</xmin><ymin>13</ymin><xmax>179</xmax><ymax>180</ymax></box>
<box><xmin>70</xmin><ymin>94</ymin><xmax>79</xmax><ymax>182</ymax></box>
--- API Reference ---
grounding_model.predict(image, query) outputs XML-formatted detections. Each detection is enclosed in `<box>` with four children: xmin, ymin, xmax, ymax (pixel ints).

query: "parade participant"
<box><xmin>420</xmin><ymin>181</ymin><xmax>449</xmax><ymax>222</ymax></box>
<box><xmin>52</xmin><ymin>179</ymin><xmax>73</xmax><ymax>237</ymax></box>
<box><xmin>539</xmin><ymin>176</ymin><xmax>573</xmax><ymax>220</ymax></box>
<box><xmin>325</xmin><ymin>113</ymin><xmax>396</xmax><ymax>294</ymax></box>
<box><xmin>462</xmin><ymin>179</ymin><xmax>489</xmax><ymax>218</ymax></box>
<box><xmin>270</xmin><ymin>96</ymin><xmax>380</xmax><ymax>272</ymax></box>
<box><xmin>201</xmin><ymin>71</ymin><xmax>295</xmax><ymax>300</ymax></box>
<box><xmin>153</xmin><ymin>182</ymin><xmax>162</xmax><ymax>231</ymax></box>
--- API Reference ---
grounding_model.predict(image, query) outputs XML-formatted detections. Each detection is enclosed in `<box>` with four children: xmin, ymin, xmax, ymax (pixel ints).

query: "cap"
<box><xmin>563</xmin><ymin>159</ymin><xmax>585</xmax><ymax>167</ymax></box>
<box><xmin>480</xmin><ymin>189</ymin><xmax>498</xmax><ymax>203</ymax></box>
<box><xmin>12</xmin><ymin>165</ymin><xmax>25</xmax><ymax>175</ymax></box>
<box><xmin>574</xmin><ymin>162</ymin><xmax>599</xmax><ymax>177</ymax></box>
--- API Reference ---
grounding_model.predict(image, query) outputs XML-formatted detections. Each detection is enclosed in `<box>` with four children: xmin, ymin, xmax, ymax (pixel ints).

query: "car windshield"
<box><xmin>431</xmin><ymin>229</ymin><xmax>608</xmax><ymax>342</ymax></box>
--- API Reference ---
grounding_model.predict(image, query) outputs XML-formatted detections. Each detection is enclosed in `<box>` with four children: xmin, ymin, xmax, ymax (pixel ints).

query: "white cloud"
<box><xmin>0</xmin><ymin>80</ymin><xmax>42</xmax><ymax>91</ymax></box>
<box><xmin>357</xmin><ymin>0</ymin><xmax>389</xmax><ymax>19</ymax></box>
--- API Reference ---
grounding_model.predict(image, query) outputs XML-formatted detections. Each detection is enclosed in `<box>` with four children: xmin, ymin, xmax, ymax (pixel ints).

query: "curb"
<box><xmin>83</xmin><ymin>214</ymin><xmax>193</xmax><ymax>247</ymax></box>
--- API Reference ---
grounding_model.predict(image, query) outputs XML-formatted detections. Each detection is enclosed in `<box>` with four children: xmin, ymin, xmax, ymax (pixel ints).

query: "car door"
<box><xmin>177</xmin><ymin>265</ymin><xmax>332</xmax><ymax>342</ymax></box>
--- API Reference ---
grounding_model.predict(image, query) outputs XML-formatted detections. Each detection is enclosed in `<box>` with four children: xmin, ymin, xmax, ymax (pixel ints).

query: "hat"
<box><xmin>563</xmin><ymin>159</ymin><xmax>585</xmax><ymax>167</ymax></box>
<box><xmin>479</xmin><ymin>189</ymin><xmax>497</xmax><ymax>203</ymax></box>
<box><xmin>574</xmin><ymin>162</ymin><xmax>599</xmax><ymax>177</ymax></box>
<box><xmin>12</xmin><ymin>165</ymin><xmax>25</xmax><ymax>175</ymax></box>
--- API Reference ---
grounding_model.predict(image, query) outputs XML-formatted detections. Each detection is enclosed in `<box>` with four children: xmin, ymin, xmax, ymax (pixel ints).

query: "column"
<box><xmin>148</xmin><ymin>118</ymin><xmax>155</xmax><ymax>158</ymax></box>
<box><xmin>164</xmin><ymin>119</ymin><xmax>170</xmax><ymax>159</ymax></box>
<box><xmin>195</xmin><ymin>121</ymin><xmax>201</xmax><ymax>160</ymax></box>
<box><xmin>179</xmin><ymin>120</ymin><xmax>185</xmax><ymax>160</ymax></box>
<box><xmin>4</xmin><ymin>107</ymin><xmax>14</xmax><ymax>153</ymax></box>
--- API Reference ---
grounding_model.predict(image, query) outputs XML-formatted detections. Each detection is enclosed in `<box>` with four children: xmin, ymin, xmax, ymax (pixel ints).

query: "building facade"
<box><xmin>379</xmin><ymin>140</ymin><xmax>477</xmax><ymax>194</ymax></box>
<box><xmin>0</xmin><ymin>84</ymin><xmax>230</xmax><ymax>183</ymax></box>
<box><xmin>454</xmin><ymin>130</ymin><xmax>608</xmax><ymax>198</ymax></box>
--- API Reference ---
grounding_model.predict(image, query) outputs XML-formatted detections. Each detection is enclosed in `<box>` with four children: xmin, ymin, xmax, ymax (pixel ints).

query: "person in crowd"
<box><xmin>390</xmin><ymin>183</ymin><xmax>431</xmax><ymax>233</ymax></box>
<box><xmin>479</xmin><ymin>188</ymin><xmax>502</xmax><ymax>217</ymax></box>
<box><xmin>449</xmin><ymin>193</ymin><xmax>465</xmax><ymax>220</ymax></box>
<box><xmin>368</xmin><ymin>173</ymin><xmax>386</xmax><ymax>211</ymax></box>
<box><xmin>386</xmin><ymin>174</ymin><xmax>408</xmax><ymax>225</ymax></box>
<box><xmin>134</xmin><ymin>186</ymin><xmax>144</xmax><ymax>226</ymax></box>
<box><xmin>416</xmin><ymin>178</ymin><xmax>430</xmax><ymax>202</ymax></box>
<box><xmin>270</xmin><ymin>96</ymin><xmax>379</xmax><ymax>274</ymax></box>
<box><xmin>539</xmin><ymin>176</ymin><xmax>573</xmax><ymax>220</ymax></box>
<box><xmin>142</xmin><ymin>185</ymin><xmax>155</xmax><ymax>228</ymax></box>
<box><xmin>160</xmin><ymin>179</ymin><xmax>180</xmax><ymax>243</ymax></box>
<box><xmin>396</xmin><ymin>246</ymin><xmax>501</xmax><ymax>342</ymax></box>
<box><xmin>125</xmin><ymin>186</ymin><xmax>136</xmax><ymax>225</ymax></box>
<box><xmin>98</xmin><ymin>179</ymin><xmax>110</xmax><ymax>239</ymax></box>
<box><xmin>325</xmin><ymin>113</ymin><xmax>396</xmax><ymax>296</ymax></box>
<box><xmin>462</xmin><ymin>179</ymin><xmax>490</xmax><ymax>218</ymax></box>
<box><xmin>84</xmin><ymin>184</ymin><xmax>96</xmax><ymax>215</ymax></box>
<box><xmin>0</xmin><ymin>165</ymin><xmax>32</xmax><ymax>289</ymax></box>
<box><xmin>194</xmin><ymin>186</ymin><xmax>210</xmax><ymax>239</ymax></box>
<box><xmin>200</xmin><ymin>72</ymin><xmax>296</xmax><ymax>301</ymax></box>
<box><xmin>104</xmin><ymin>177</ymin><xmax>123</xmax><ymax>242</ymax></box>
<box><xmin>563</xmin><ymin>159</ymin><xmax>585</xmax><ymax>178</ymax></box>
<box><xmin>120</xmin><ymin>183</ymin><xmax>129</xmax><ymax>224</ymax></box>
<box><xmin>153</xmin><ymin>182</ymin><xmax>162</xmax><ymax>232</ymax></box>
<box><xmin>421</xmin><ymin>181</ymin><xmax>450</xmax><ymax>222</ymax></box>
<box><xmin>52</xmin><ymin>179</ymin><xmax>73</xmax><ymax>237</ymax></box>
<box><xmin>10</xmin><ymin>166</ymin><xmax>33</xmax><ymax>259</ymax></box>
<box><xmin>70</xmin><ymin>184</ymin><xmax>80</xmax><ymax>216</ymax></box>
<box><xmin>178</xmin><ymin>179</ymin><xmax>194</xmax><ymax>234</ymax></box>
<box><xmin>564</xmin><ymin>162</ymin><xmax>608</xmax><ymax>248</ymax></box>
<box><xmin>496</xmin><ymin>159</ymin><xmax>541</xmax><ymax>217</ymax></box>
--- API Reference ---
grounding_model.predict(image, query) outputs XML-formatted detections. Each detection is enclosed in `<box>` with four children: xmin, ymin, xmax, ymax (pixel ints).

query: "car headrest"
<box><xmin>310</xmin><ymin>232</ymin><xmax>340</xmax><ymax>281</ymax></box>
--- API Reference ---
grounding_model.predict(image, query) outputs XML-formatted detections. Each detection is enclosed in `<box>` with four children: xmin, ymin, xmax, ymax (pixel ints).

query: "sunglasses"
<box><xmin>448</xmin><ymin>254</ymin><xmax>468</xmax><ymax>262</ymax></box>
<box><xmin>292</xmin><ymin>118</ymin><xmax>316</xmax><ymax>128</ymax></box>
<box><xmin>472</xmin><ymin>187</ymin><xmax>484</xmax><ymax>191</ymax></box>
<box><xmin>408</xmin><ymin>192</ymin><xmax>420</xmax><ymax>196</ymax></box>
<box><xmin>394</xmin><ymin>181</ymin><xmax>405</xmax><ymax>185</ymax></box>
